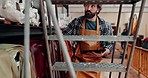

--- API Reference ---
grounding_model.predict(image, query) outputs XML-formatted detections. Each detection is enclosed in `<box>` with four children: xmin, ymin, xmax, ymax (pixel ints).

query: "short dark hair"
<box><xmin>84</xmin><ymin>4</ymin><xmax>102</xmax><ymax>9</ymax></box>
<box><xmin>97</xmin><ymin>4</ymin><xmax>102</xmax><ymax>9</ymax></box>
<box><xmin>83</xmin><ymin>4</ymin><xmax>102</xmax><ymax>14</ymax></box>
<box><xmin>97</xmin><ymin>4</ymin><xmax>102</xmax><ymax>14</ymax></box>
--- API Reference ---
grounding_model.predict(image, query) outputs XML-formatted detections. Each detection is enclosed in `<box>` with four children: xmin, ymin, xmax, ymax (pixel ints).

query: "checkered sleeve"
<box><xmin>62</xmin><ymin>18</ymin><xmax>81</xmax><ymax>35</ymax></box>
<box><xmin>104</xmin><ymin>21</ymin><xmax>114</xmax><ymax>52</ymax></box>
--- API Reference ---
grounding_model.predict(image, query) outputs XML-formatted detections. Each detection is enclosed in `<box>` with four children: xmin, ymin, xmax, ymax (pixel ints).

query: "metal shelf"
<box><xmin>48</xmin><ymin>35</ymin><xmax>134</xmax><ymax>41</ymax></box>
<box><xmin>0</xmin><ymin>24</ymin><xmax>44</xmax><ymax>38</ymax></box>
<box><xmin>53</xmin><ymin>62</ymin><xmax>126</xmax><ymax>72</ymax></box>
<box><xmin>51</xmin><ymin>0</ymin><xmax>141</xmax><ymax>4</ymax></box>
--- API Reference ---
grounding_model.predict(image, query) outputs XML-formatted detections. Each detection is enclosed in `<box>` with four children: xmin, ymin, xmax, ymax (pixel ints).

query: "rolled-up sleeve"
<box><xmin>105</xmin><ymin>22</ymin><xmax>114</xmax><ymax>52</ymax></box>
<box><xmin>100</xmin><ymin>20</ymin><xmax>114</xmax><ymax>52</ymax></box>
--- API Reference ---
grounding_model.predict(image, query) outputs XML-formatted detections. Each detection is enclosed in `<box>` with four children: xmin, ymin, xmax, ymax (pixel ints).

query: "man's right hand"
<box><xmin>101</xmin><ymin>48</ymin><xmax>110</xmax><ymax>57</ymax></box>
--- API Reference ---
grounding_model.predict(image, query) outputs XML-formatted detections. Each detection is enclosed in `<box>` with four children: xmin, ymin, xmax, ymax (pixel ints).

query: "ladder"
<box><xmin>23</xmin><ymin>0</ymin><xmax>146</xmax><ymax>78</ymax></box>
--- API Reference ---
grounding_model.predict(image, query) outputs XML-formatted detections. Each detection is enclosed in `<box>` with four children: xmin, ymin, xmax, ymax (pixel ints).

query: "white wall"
<box><xmin>99</xmin><ymin>13</ymin><xmax>130</xmax><ymax>34</ymax></box>
<box><xmin>139</xmin><ymin>13</ymin><xmax>148</xmax><ymax>37</ymax></box>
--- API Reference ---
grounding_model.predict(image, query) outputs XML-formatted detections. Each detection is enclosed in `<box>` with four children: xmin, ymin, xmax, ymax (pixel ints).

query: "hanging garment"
<box><xmin>131</xmin><ymin>19</ymin><xmax>138</xmax><ymax>35</ymax></box>
<box><xmin>71</xmin><ymin>18</ymin><xmax>102</xmax><ymax>78</ymax></box>
<box><xmin>0</xmin><ymin>44</ymin><xmax>35</xmax><ymax>78</ymax></box>
<box><xmin>30</xmin><ymin>39</ymin><xmax>51</xmax><ymax>78</ymax></box>
<box><xmin>131</xmin><ymin>14</ymin><xmax>138</xmax><ymax>35</ymax></box>
<box><xmin>53</xmin><ymin>41</ymin><xmax>73</xmax><ymax>62</ymax></box>
<box><xmin>54</xmin><ymin>41</ymin><xmax>73</xmax><ymax>78</ymax></box>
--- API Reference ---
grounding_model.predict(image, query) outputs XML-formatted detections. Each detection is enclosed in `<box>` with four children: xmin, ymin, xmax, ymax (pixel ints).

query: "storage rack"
<box><xmin>0</xmin><ymin>0</ymin><xmax>144</xmax><ymax>78</ymax></box>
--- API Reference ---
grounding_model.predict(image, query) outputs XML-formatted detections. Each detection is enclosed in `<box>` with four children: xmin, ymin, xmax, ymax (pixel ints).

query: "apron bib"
<box><xmin>71</xmin><ymin>18</ymin><xmax>102</xmax><ymax>78</ymax></box>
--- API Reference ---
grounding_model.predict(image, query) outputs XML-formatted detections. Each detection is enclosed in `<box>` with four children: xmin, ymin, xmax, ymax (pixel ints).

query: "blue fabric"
<box><xmin>85</xmin><ymin>20</ymin><xmax>97</xmax><ymax>30</ymax></box>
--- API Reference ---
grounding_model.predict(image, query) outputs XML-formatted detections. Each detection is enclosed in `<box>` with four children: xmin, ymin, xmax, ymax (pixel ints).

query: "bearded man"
<box><xmin>62</xmin><ymin>4</ymin><xmax>114</xmax><ymax>78</ymax></box>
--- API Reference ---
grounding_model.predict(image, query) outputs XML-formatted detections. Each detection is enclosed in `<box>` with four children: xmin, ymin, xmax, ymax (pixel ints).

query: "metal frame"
<box><xmin>24</xmin><ymin>0</ymin><xmax>31</xmax><ymax>78</ymax></box>
<box><xmin>40</xmin><ymin>0</ymin><xmax>54</xmax><ymax>78</ymax></box>
<box><xmin>109</xmin><ymin>4</ymin><xmax>123</xmax><ymax>78</ymax></box>
<box><xmin>23</xmin><ymin>0</ymin><xmax>146</xmax><ymax>78</ymax></box>
<box><xmin>118</xmin><ymin>3</ymin><xmax>136</xmax><ymax>78</ymax></box>
<box><xmin>125</xmin><ymin>0</ymin><xmax>146</xmax><ymax>78</ymax></box>
<box><xmin>51</xmin><ymin>0</ymin><xmax>141</xmax><ymax>4</ymax></box>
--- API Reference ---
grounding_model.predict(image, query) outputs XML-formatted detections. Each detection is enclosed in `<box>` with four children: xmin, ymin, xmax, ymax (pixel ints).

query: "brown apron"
<box><xmin>71</xmin><ymin>18</ymin><xmax>102</xmax><ymax>78</ymax></box>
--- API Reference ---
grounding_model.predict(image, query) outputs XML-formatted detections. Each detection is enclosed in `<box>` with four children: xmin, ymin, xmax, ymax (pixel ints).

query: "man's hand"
<box><xmin>101</xmin><ymin>48</ymin><xmax>110</xmax><ymax>57</ymax></box>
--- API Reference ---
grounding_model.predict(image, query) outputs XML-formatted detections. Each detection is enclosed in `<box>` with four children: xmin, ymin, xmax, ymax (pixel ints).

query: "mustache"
<box><xmin>85</xmin><ymin>10</ymin><xmax>92</xmax><ymax>13</ymax></box>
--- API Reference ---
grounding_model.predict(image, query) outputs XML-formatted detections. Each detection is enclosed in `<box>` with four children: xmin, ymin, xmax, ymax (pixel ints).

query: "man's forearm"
<box><xmin>105</xmin><ymin>44</ymin><xmax>114</xmax><ymax>53</ymax></box>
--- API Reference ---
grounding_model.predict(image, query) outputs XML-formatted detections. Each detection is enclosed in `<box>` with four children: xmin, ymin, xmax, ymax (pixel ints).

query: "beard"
<box><xmin>85</xmin><ymin>10</ymin><xmax>97</xmax><ymax>19</ymax></box>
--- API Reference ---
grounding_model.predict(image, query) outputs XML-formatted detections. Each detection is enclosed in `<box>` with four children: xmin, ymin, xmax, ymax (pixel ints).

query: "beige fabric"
<box><xmin>0</xmin><ymin>44</ymin><xmax>35</xmax><ymax>78</ymax></box>
<box><xmin>0</xmin><ymin>49</ymin><xmax>19</xmax><ymax>78</ymax></box>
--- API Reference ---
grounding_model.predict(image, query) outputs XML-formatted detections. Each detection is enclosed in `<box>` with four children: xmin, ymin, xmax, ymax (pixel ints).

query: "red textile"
<box><xmin>30</xmin><ymin>39</ymin><xmax>50</xmax><ymax>78</ymax></box>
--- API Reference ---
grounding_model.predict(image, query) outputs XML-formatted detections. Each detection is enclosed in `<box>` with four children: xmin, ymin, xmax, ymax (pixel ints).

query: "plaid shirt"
<box><xmin>62</xmin><ymin>16</ymin><xmax>114</xmax><ymax>52</ymax></box>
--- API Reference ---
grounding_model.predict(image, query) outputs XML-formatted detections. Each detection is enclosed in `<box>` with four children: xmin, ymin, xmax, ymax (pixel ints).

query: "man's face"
<box><xmin>84</xmin><ymin>4</ymin><xmax>99</xmax><ymax>19</ymax></box>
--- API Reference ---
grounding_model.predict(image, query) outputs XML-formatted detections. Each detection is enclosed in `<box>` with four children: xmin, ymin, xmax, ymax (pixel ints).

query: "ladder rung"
<box><xmin>53</xmin><ymin>62</ymin><xmax>126</xmax><ymax>72</ymax></box>
<box><xmin>48</xmin><ymin>35</ymin><xmax>134</xmax><ymax>41</ymax></box>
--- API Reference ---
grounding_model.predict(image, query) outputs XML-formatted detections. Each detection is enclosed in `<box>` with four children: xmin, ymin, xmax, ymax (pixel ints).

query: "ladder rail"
<box><xmin>125</xmin><ymin>0</ymin><xmax>146</xmax><ymax>78</ymax></box>
<box><xmin>45</xmin><ymin>2</ymin><xmax>59</xmax><ymax>77</ymax></box>
<box><xmin>45</xmin><ymin>0</ymin><xmax>76</xmax><ymax>78</ymax></box>
<box><xmin>40</xmin><ymin>0</ymin><xmax>54</xmax><ymax>78</ymax></box>
<box><xmin>109</xmin><ymin>4</ymin><xmax>122</xmax><ymax>78</ymax></box>
<box><xmin>118</xmin><ymin>3</ymin><xmax>136</xmax><ymax>78</ymax></box>
<box><xmin>24</xmin><ymin>0</ymin><xmax>31</xmax><ymax>78</ymax></box>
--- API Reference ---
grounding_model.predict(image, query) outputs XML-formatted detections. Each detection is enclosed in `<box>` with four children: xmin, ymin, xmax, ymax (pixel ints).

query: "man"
<box><xmin>120</xmin><ymin>23</ymin><xmax>128</xmax><ymax>58</ymax></box>
<box><xmin>142</xmin><ymin>37</ymin><xmax>148</xmax><ymax>49</ymax></box>
<box><xmin>62</xmin><ymin>4</ymin><xmax>114</xmax><ymax>78</ymax></box>
<box><xmin>121</xmin><ymin>29</ymin><xmax>128</xmax><ymax>49</ymax></box>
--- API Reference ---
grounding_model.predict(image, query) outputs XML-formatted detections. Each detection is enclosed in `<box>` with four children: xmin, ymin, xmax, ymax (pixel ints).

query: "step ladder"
<box><xmin>23</xmin><ymin>0</ymin><xmax>146</xmax><ymax>78</ymax></box>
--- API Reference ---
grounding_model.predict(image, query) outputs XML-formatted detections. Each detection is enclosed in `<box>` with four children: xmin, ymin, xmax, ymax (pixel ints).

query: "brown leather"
<box><xmin>72</xmin><ymin>44</ymin><xmax>102</xmax><ymax>63</ymax></box>
<box><xmin>70</xmin><ymin>18</ymin><xmax>102</xmax><ymax>78</ymax></box>
<box><xmin>75</xmin><ymin>71</ymin><xmax>100</xmax><ymax>78</ymax></box>
<box><xmin>79</xmin><ymin>18</ymin><xmax>101</xmax><ymax>52</ymax></box>
<box><xmin>80</xmin><ymin>41</ymin><xmax>100</xmax><ymax>51</ymax></box>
